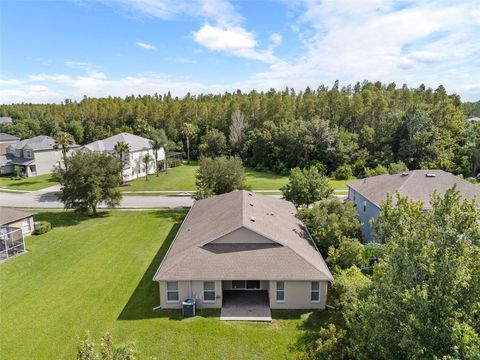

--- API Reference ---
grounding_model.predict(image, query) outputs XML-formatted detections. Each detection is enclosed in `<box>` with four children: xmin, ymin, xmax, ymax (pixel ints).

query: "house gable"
<box><xmin>209</xmin><ymin>226</ymin><xmax>278</xmax><ymax>245</ymax></box>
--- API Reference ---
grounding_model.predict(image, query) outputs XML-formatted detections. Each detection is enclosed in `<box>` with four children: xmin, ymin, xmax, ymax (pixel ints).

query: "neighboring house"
<box><xmin>0</xmin><ymin>207</ymin><xmax>34</xmax><ymax>261</ymax></box>
<box><xmin>82</xmin><ymin>132</ymin><xmax>165</xmax><ymax>181</ymax></box>
<box><xmin>0</xmin><ymin>133</ymin><xmax>20</xmax><ymax>155</ymax></box>
<box><xmin>154</xmin><ymin>190</ymin><xmax>333</xmax><ymax>321</ymax></box>
<box><xmin>0</xmin><ymin>135</ymin><xmax>79</xmax><ymax>177</ymax></box>
<box><xmin>0</xmin><ymin>116</ymin><xmax>13</xmax><ymax>125</ymax></box>
<box><xmin>348</xmin><ymin>170</ymin><xmax>480</xmax><ymax>242</ymax></box>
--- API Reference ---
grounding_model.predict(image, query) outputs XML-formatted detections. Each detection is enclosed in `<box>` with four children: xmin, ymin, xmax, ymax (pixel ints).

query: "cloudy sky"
<box><xmin>1</xmin><ymin>0</ymin><xmax>479</xmax><ymax>103</ymax></box>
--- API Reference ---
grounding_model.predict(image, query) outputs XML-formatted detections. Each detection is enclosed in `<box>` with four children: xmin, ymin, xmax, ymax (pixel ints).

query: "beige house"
<box><xmin>0</xmin><ymin>208</ymin><xmax>34</xmax><ymax>261</ymax></box>
<box><xmin>154</xmin><ymin>190</ymin><xmax>333</xmax><ymax>321</ymax></box>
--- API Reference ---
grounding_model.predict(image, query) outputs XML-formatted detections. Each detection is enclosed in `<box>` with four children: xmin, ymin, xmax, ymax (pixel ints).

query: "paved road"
<box><xmin>0</xmin><ymin>186</ymin><xmax>194</xmax><ymax>209</ymax></box>
<box><xmin>0</xmin><ymin>185</ymin><xmax>346</xmax><ymax>209</ymax></box>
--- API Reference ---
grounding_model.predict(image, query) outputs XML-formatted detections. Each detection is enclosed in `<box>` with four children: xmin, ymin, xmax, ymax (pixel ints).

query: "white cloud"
<box><xmin>136</xmin><ymin>41</ymin><xmax>156</xmax><ymax>50</ymax></box>
<box><xmin>250</xmin><ymin>0</ymin><xmax>480</xmax><ymax>100</ymax></box>
<box><xmin>193</xmin><ymin>24</ymin><xmax>276</xmax><ymax>63</ymax></box>
<box><xmin>269</xmin><ymin>33</ymin><xmax>282</xmax><ymax>47</ymax></box>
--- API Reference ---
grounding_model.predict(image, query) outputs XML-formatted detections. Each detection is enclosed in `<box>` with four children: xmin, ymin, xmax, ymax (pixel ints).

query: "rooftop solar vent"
<box><xmin>250</xmin><ymin>217</ymin><xmax>255</xmax><ymax>222</ymax></box>
<box><xmin>249</xmin><ymin>202</ymin><xmax>254</xmax><ymax>206</ymax></box>
<box><xmin>426</xmin><ymin>173</ymin><xmax>436</xmax><ymax>178</ymax></box>
<box><xmin>248</xmin><ymin>192</ymin><xmax>253</xmax><ymax>196</ymax></box>
<box><xmin>402</xmin><ymin>172</ymin><xmax>409</xmax><ymax>176</ymax></box>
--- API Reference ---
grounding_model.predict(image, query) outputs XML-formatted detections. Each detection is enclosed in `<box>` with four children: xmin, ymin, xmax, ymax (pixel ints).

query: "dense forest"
<box><xmin>1</xmin><ymin>81</ymin><xmax>479</xmax><ymax>178</ymax></box>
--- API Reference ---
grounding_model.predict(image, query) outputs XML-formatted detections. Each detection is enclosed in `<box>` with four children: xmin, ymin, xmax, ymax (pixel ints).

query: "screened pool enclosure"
<box><xmin>0</xmin><ymin>226</ymin><xmax>25</xmax><ymax>261</ymax></box>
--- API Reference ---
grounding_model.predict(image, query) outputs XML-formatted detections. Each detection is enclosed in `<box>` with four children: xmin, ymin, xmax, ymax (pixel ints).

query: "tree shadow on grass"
<box><xmin>118</xmin><ymin>212</ymin><xmax>214</xmax><ymax>321</ymax></box>
<box><xmin>290</xmin><ymin>309</ymin><xmax>343</xmax><ymax>354</ymax></box>
<box><xmin>33</xmin><ymin>210</ymin><xmax>110</xmax><ymax>228</ymax></box>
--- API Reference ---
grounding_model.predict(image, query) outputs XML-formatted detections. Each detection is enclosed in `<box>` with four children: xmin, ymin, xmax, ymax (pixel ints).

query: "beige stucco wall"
<box><xmin>5</xmin><ymin>216</ymin><xmax>34</xmax><ymax>236</ymax></box>
<box><xmin>211</xmin><ymin>227</ymin><xmax>275</xmax><ymax>244</ymax></box>
<box><xmin>32</xmin><ymin>149</ymin><xmax>63</xmax><ymax>175</ymax></box>
<box><xmin>159</xmin><ymin>280</ymin><xmax>222</xmax><ymax>309</ymax></box>
<box><xmin>268</xmin><ymin>280</ymin><xmax>328</xmax><ymax>309</ymax></box>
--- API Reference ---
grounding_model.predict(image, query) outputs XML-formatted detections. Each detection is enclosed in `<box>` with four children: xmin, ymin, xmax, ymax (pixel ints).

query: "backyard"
<box><xmin>0</xmin><ymin>210</ymin><xmax>336</xmax><ymax>359</ymax></box>
<box><xmin>0</xmin><ymin>173</ymin><xmax>58</xmax><ymax>191</ymax></box>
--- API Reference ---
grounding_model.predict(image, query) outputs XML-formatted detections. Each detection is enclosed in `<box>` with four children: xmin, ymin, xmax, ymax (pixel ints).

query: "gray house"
<box><xmin>0</xmin><ymin>135</ymin><xmax>79</xmax><ymax>177</ymax></box>
<box><xmin>0</xmin><ymin>133</ymin><xmax>20</xmax><ymax>155</ymax></box>
<box><xmin>348</xmin><ymin>170</ymin><xmax>480</xmax><ymax>242</ymax></box>
<box><xmin>154</xmin><ymin>190</ymin><xmax>333</xmax><ymax>321</ymax></box>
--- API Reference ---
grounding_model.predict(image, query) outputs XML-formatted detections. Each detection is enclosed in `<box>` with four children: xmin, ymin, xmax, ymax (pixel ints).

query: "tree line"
<box><xmin>1</xmin><ymin>81</ymin><xmax>479</xmax><ymax>177</ymax></box>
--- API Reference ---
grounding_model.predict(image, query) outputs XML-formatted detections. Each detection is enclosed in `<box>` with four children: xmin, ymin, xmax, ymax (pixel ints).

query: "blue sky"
<box><xmin>1</xmin><ymin>0</ymin><xmax>479</xmax><ymax>103</ymax></box>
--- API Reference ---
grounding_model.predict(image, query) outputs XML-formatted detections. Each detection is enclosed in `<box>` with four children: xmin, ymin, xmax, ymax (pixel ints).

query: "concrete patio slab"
<box><xmin>220</xmin><ymin>290</ymin><xmax>272</xmax><ymax>322</ymax></box>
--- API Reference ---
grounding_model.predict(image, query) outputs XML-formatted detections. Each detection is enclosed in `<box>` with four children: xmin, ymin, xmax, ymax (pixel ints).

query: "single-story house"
<box><xmin>82</xmin><ymin>132</ymin><xmax>165</xmax><ymax>181</ymax></box>
<box><xmin>0</xmin><ymin>133</ymin><xmax>20</xmax><ymax>155</ymax></box>
<box><xmin>348</xmin><ymin>170</ymin><xmax>480</xmax><ymax>241</ymax></box>
<box><xmin>154</xmin><ymin>190</ymin><xmax>333</xmax><ymax>320</ymax></box>
<box><xmin>0</xmin><ymin>135</ymin><xmax>79</xmax><ymax>177</ymax></box>
<box><xmin>0</xmin><ymin>208</ymin><xmax>34</xmax><ymax>261</ymax></box>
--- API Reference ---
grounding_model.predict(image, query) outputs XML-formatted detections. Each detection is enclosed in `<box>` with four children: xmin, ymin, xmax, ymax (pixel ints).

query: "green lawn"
<box><xmin>0</xmin><ymin>210</ymin><xmax>335</xmax><ymax>359</ymax></box>
<box><xmin>0</xmin><ymin>173</ymin><xmax>58</xmax><ymax>191</ymax></box>
<box><xmin>123</xmin><ymin>162</ymin><xmax>351</xmax><ymax>192</ymax></box>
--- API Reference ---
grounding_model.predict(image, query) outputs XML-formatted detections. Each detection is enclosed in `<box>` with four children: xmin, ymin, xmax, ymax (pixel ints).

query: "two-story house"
<box><xmin>0</xmin><ymin>133</ymin><xmax>20</xmax><ymax>155</ymax></box>
<box><xmin>347</xmin><ymin>170</ymin><xmax>480</xmax><ymax>242</ymax></box>
<box><xmin>0</xmin><ymin>135</ymin><xmax>79</xmax><ymax>177</ymax></box>
<box><xmin>82</xmin><ymin>132</ymin><xmax>165</xmax><ymax>181</ymax></box>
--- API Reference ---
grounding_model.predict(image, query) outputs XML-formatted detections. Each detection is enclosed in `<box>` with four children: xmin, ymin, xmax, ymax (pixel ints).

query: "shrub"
<box><xmin>327</xmin><ymin>236</ymin><xmax>364</xmax><ymax>270</ymax></box>
<box><xmin>333</xmin><ymin>165</ymin><xmax>353</xmax><ymax>180</ymax></box>
<box><xmin>34</xmin><ymin>221</ymin><xmax>51</xmax><ymax>235</ymax></box>
<box><xmin>167</xmin><ymin>158</ymin><xmax>182</xmax><ymax>168</ymax></box>
<box><xmin>388</xmin><ymin>161</ymin><xmax>408</xmax><ymax>174</ymax></box>
<box><xmin>364</xmin><ymin>164</ymin><xmax>388</xmax><ymax>177</ymax></box>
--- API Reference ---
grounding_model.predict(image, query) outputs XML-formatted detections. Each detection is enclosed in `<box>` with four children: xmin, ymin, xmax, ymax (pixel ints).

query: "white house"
<box><xmin>82</xmin><ymin>132</ymin><xmax>165</xmax><ymax>181</ymax></box>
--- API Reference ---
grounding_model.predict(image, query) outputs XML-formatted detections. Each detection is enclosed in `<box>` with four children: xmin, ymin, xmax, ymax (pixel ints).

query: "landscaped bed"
<box><xmin>0</xmin><ymin>210</ymin><xmax>336</xmax><ymax>359</ymax></box>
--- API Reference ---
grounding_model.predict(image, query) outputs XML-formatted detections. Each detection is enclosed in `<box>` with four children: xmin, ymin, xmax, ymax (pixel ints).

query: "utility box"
<box><xmin>182</xmin><ymin>298</ymin><xmax>196</xmax><ymax>317</ymax></box>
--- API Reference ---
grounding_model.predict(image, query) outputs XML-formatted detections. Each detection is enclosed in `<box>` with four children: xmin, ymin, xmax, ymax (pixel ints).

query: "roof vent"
<box><xmin>249</xmin><ymin>202</ymin><xmax>254</xmax><ymax>206</ymax></box>
<box><xmin>426</xmin><ymin>173</ymin><xmax>436</xmax><ymax>178</ymax></box>
<box><xmin>402</xmin><ymin>172</ymin><xmax>409</xmax><ymax>176</ymax></box>
<box><xmin>250</xmin><ymin>217</ymin><xmax>255</xmax><ymax>222</ymax></box>
<box><xmin>248</xmin><ymin>192</ymin><xmax>253</xmax><ymax>196</ymax></box>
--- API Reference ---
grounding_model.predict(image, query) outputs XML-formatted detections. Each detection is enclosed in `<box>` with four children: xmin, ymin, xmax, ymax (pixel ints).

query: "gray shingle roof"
<box><xmin>154</xmin><ymin>190</ymin><xmax>333</xmax><ymax>282</ymax></box>
<box><xmin>348</xmin><ymin>170</ymin><xmax>480</xmax><ymax>209</ymax></box>
<box><xmin>9</xmin><ymin>135</ymin><xmax>57</xmax><ymax>151</ymax></box>
<box><xmin>0</xmin><ymin>207</ymin><xmax>33</xmax><ymax>226</ymax></box>
<box><xmin>0</xmin><ymin>133</ymin><xmax>20</xmax><ymax>142</ymax></box>
<box><xmin>83</xmin><ymin>132</ymin><xmax>153</xmax><ymax>152</ymax></box>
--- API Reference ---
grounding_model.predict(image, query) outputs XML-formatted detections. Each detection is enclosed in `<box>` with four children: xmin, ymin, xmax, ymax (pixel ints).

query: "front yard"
<box><xmin>122</xmin><ymin>161</ymin><xmax>351</xmax><ymax>193</ymax></box>
<box><xmin>0</xmin><ymin>173</ymin><xmax>58</xmax><ymax>191</ymax></box>
<box><xmin>0</xmin><ymin>210</ymin><xmax>333</xmax><ymax>359</ymax></box>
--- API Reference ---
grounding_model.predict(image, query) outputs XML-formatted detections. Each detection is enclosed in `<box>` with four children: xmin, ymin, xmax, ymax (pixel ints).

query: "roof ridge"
<box><xmin>396</xmin><ymin>171</ymin><xmax>415</xmax><ymax>194</ymax></box>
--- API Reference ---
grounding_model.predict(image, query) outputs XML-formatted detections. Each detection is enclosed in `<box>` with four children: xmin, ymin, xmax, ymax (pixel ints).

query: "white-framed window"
<box><xmin>166</xmin><ymin>282</ymin><xmax>179</xmax><ymax>302</ymax></box>
<box><xmin>311</xmin><ymin>282</ymin><xmax>320</xmax><ymax>302</ymax></box>
<box><xmin>276</xmin><ymin>281</ymin><xmax>285</xmax><ymax>302</ymax></box>
<box><xmin>203</xmin><ymin>281</ymin><xmax>216</xmax><ymax>302</ymax></box>
<box><xmin>363</xmin><ymin>200</ymin><xmax>367</xmax><ymax>212</ymax></box>
<box><xmin>21</xmin><ymin>219</ymin><xmax>30</xmax><ymax>234</ymax></box>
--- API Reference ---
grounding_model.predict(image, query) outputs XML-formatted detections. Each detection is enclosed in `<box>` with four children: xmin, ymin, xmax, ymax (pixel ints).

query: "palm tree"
<box><xmin>55</xmin><ymin>132</ymin><xmax>75</xmax><ymax>171</ymax></box>
<box><xmin>142</xmin><ymin>153</ymin><xmax>153</xmax><ymax>181</ymax></box>
<box><xmin>114</xmin><ymin>141</ymin><xmax>130</xmax><ymax>184</ymax></box>
<box><xmin>182</xmin><ymin>123</ymin><xmax>198</xmax><ymax>164</ymax></box>
<box><xmin>149</xmin><ymin>136</ymin><xmax>163</xmax><ymax>177</ymax></box>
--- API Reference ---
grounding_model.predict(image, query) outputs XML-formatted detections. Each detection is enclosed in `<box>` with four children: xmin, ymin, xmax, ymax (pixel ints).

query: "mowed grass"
<box><xmin>123</xmin><ymin>161</ymin><xmax>288</xmax><ymax>191</ymax></box>
<box><xmin>0</xmin><ymin>210</ymin><xmax>323</xmax><ymax>360</ymax></box>
<box><xmin>0</xmin><ymin>173</ymin><xmax>58</xmax><ymax>191</ymax></box>
<box><xmin>123</xmin><ymin>161</ymin><xmax>351</xmax><ymax>192</ymax></box>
